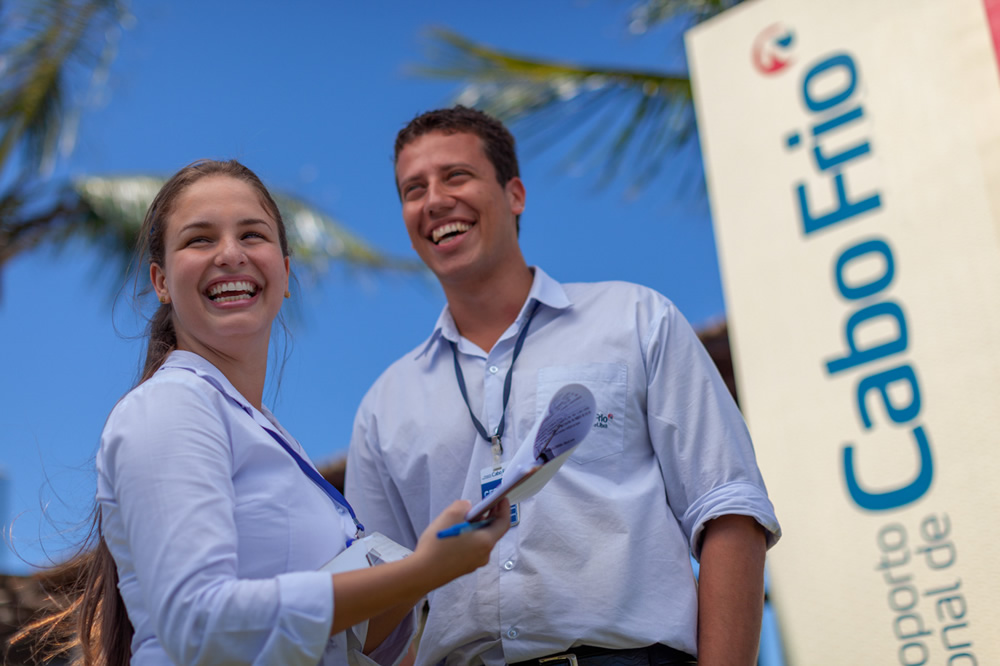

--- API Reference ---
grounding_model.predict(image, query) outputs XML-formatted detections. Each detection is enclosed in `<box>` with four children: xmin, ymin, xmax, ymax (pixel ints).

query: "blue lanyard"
<box><xmin>177</xmin><ymin>364</ymin><xmax>365</xmax><ymax>545</ymax></box>
<box><xmin>450</xmin><ymin>301</ymin><xmax>540</xmax><ymax>455</ymax></box>
<box><xmin>263</xmin><ymin>428</ymin><xmax>365</xmax><ymax>543</ymax></box>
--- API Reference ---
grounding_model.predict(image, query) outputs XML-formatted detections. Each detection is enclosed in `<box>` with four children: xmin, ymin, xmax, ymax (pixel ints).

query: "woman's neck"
<box><xmin>174</xmin><ymin>335</ymin><xmax>270</xmax><ymax>410</ymax></box>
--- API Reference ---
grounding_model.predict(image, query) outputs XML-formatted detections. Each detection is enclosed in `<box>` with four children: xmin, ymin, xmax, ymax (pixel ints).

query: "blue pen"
<box><xmin>437</xmin><ymin>518</ymin><xmax>494</xmax><ymax>539</ymax></box>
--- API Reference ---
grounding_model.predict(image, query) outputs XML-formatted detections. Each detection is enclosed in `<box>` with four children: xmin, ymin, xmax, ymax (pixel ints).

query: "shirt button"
<box><xmin>503</xmin><ymin>560</ymin><xmax>515</xmax><ymax>571</ymax></box>
<box><xmin>489</xmin><ymin>365</ymin><xmax>499</xmax><ymax>374</ymax></box>
<box><xmin>507</xmin><ymin>628</ymin><xmax>518</xmax><ymax>639</ymax></box>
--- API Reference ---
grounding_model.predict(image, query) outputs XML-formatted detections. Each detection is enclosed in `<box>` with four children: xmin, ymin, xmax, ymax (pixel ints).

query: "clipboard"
<box><xmin>466</xmin><ymin>383</ymin><xmax>596</xmax><ymax>521</ymax></box>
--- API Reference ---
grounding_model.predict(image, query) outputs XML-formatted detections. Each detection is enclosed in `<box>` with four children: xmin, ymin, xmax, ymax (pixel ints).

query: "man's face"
<box><xmin>395</xmin><ymin>131</ymin><xmax>525</xmax><ymax>287</ymax></box>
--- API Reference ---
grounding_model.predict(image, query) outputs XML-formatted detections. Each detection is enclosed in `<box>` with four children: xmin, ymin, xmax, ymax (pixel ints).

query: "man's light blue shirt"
<box><xmin>347</xmin><ymin>267</ymin><xmax>781</xmax><ymax>666</ymax></box>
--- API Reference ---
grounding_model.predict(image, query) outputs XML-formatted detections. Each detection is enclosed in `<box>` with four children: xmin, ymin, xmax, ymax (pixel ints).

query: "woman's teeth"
<box><xmin>207</xmin><ymin>280</ymin><xmax>258</xmax><ymax>302</ymax></box>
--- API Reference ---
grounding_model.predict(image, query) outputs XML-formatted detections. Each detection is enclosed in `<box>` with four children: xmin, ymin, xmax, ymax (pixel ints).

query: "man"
<box><xmin>346</xmin><ymin>106</ymin><xmax>781</xmax><ymax>666</ymax></box>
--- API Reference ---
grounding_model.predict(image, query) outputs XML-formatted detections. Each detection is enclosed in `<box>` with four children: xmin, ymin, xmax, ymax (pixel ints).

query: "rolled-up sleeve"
<box><xmin>644</xmin><ymin>300</ymin><xmax>781</xmax><ymax>559</ymax></box>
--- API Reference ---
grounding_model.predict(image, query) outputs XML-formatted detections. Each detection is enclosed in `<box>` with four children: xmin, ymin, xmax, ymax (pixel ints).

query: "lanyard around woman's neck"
<box><xmin>174</xmin><ymin>361</ymin><xmax>365</xmax><ymax>545</ymax></box>
<box><xmin>263</xmin><ymin>428</ymin><xmax>365</xmax><ymax>544</ymax></box>
<box><xmin>450</xmin><ymin>300</ymin><xmax>540</xmax><ymax>462</ymax></box>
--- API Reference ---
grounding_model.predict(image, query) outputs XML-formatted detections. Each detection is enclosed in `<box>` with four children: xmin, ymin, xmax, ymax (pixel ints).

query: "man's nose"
<box><xmin>425</xmin><ymin>180</ymin><xmax>455</xmax><ymax>216</ymax></box>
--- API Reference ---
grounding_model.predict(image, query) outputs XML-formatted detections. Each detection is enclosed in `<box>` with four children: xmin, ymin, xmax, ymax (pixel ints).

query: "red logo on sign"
<box><xmin>752</xmin><ymin>23</ymin><xmax>795</xmax><ymax>75</ymax></box>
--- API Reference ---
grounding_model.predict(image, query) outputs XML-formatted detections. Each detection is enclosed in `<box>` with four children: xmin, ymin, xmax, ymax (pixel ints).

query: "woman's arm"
<box><xmin>331</xmin><ymin>499</ymin><xmax>509</xmax><ymax>638</ymax></box>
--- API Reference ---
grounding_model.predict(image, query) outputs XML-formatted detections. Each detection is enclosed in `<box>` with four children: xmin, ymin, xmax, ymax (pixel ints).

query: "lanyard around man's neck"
<box><xmin>450</xmin><ymin>300</ymin><xmax>540</xmax><ymax>462</ymax></box>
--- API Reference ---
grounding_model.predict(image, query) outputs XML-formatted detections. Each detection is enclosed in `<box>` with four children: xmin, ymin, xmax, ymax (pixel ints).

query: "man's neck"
<box><xmin>443</xmin><ymin>264</ymin><xmax>534</xmax><ymax>353</ymax></box>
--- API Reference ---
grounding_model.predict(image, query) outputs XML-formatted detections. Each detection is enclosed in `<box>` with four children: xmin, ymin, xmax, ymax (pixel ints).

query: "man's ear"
<box><xmin>506</xmin><ymin>177</ymin><xmax>526</xmax><ymax>217</ymax></box>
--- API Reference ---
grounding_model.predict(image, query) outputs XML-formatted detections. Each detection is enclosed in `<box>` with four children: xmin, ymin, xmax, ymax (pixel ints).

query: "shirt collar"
<box><xmin>414</xmin><ymin>266</ymin><xmax>572</xmax><ymax>360</ymax></box>
<box><xmin>157</xmin><ymin>350</ymin><xmax>278</xmax><ymax>424</ymax></box>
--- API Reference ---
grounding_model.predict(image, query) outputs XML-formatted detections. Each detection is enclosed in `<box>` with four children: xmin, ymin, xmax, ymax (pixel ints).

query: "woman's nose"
<box><xmin>215</xmin><ymin>235</ymin><xmax>247</xmax><ymax>266</ymax></box>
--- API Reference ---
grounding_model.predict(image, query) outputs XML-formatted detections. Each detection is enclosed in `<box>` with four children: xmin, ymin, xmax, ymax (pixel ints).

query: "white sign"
<box><xmin>687</xmin><ymin>1</ymin><xmax>1000</xmax><ymax>664</ymax></box>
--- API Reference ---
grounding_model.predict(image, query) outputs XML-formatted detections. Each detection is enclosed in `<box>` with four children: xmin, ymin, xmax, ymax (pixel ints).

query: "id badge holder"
<box><xmin>480</xmin><ymin>462</ymin><xmax>520</xmax><ymax>526</ymax></box>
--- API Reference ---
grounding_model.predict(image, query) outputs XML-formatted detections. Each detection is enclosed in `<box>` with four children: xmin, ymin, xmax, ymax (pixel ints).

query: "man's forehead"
<box><xmin>395</xmin><ymin>130</ymin><xmax>495</xmax><ymax>185</ymax></box>
<box><xmin>399</xmin><ymin>131</ymin><xmax>485</xmax><ymax>162</ymax></box>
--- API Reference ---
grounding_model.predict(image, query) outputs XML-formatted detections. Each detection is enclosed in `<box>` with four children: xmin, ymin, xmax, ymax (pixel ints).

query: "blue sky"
<box><xmin>0</xmin><ymin>1</ymin><xmax>723</xmax><ymax>574</ymax></box>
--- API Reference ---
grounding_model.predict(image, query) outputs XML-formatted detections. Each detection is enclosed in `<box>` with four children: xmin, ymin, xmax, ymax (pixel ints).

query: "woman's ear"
<box><xmin>284</xmin><ymin>256</ymin><xmax>291</xmax><ymax>297</ymax></box>
<box><xmin>150</xmin><ymin>263</ymin><xmax>170</xmax><ymax>304</ymax></box>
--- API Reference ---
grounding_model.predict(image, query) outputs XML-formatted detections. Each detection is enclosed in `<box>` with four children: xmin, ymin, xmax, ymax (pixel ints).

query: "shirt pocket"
<box><xmin>537</xmin><ymin>363</ymin><xmax>627</xmax><ymax>465</ymax></box>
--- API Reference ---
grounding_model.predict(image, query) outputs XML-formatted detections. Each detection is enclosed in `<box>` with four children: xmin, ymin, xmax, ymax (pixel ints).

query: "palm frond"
<box><xmin>418</xmin><ymin>28</ymin><xmax>696</xmax><ymax>194</ymax></box>
<box><xmin>0</xmin><ymin>184</ymin><xmax>88</xmax><ymax>271</ymax></box>
<box><xmin>0</xmin><ymin>0</ymin><xmax>122</xmax><ymax>177</ymax></box>
<box><xmin>274</xmin><ymin>192</ymin><xmax>426</xmax><ymax>276</ymax></box>
<box><xmin>626</xmin><ymin>0</ymin><xmax>744</xmax><ymax>34</ymax></box>
<box><xmin>0</xmin><ymin>3</ymin><xmax>424</xmax><ymax>303</ymax></box>
<box><xmin>66</xmin><ymin>175</ymin><xmax>423</xmax><ymax>285</ymax></box>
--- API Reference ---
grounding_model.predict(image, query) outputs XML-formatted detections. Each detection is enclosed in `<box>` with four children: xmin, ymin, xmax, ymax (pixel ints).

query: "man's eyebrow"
<box><xmin>440</xmin><ymin>161</ymin><xmax>475</xmax><ymax>171</ymax></box>
<box><xmin>400</xmin><ymin>162</ymin><xmax>476</xmax><ymax>182</ymax></box>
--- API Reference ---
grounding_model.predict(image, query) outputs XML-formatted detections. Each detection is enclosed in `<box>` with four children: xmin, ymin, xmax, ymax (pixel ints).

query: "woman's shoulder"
<box><xmin>98</xmin><ymin>367</ymin><xmax>240</xmax><ymax>486</ymax></box>
<box><xmin>114</xmin><ymin>365</ymin><xmax>218</xmax><ymax>413</ymax></box>
<box><xmin>102</xmin><ymin>365</ymin><xmax>232</xmax><ymax>449</ymax></box>
<box><xmin>109</xmin><ymin>351</ymin><xmax>235</xmax><ymax>416</ymax></box>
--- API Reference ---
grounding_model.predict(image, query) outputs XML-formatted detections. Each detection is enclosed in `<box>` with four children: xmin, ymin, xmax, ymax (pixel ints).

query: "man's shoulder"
<box><xmin>358</xmin><ymin>332</ymin><xmax>439</xmax><ymax>403</ymax></box>
<box><xmin>560</xmin><ymin>278</ymin><xmax>676</xmax><ymax>313</ymax></box>
<box><xmin>562</xmin><ymin>277</ymin><xmax>664</xmax><ymax>295</ymax></box>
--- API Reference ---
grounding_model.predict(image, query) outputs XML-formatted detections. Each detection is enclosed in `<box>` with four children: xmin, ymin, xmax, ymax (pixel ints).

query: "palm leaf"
<box><xmin>66</xmin><ymin>175</ymin><xmax>424</xmax><ymax>284</ymax></box>
<box><xmin>626</xmin><ymin>0</ymin><xmax>743</xmax><ymax>34</ymax></box>
<box><xmin>417</xmin><ymin>28</ymin><xmax>697</xmax><ymax>194</ymax></box>
<box><xmin>0</xmin><ymin>0</ymin><xmax>122</xmax><ymax>177</ymax></box>
<box><xmin>1</xmin><ymin>2</ymin><xmax>425</xmax><ymax>303</ymax></box>
<box><xmin>0</xmin><ymin>175</ymin><xmax>424</xmax><ymax>302</ymax></box>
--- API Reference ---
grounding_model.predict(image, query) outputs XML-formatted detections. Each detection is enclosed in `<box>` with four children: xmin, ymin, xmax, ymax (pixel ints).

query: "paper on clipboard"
<box><xmin>320</xmin><ymin>532</ymin><xmax>413</xmax><ymax>574</ymax></box>
<box><xmin>466</xmin><ymin>383</ymin><xmax>595</xmax><ymax>521</ymax></box>
<box><xmin>319</xmin><ymin>533</ymin><xmax>414</xmax><ymax>655</ymax></box>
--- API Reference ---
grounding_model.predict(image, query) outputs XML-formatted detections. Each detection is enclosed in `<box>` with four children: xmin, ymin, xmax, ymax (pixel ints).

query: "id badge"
<box><xmin>480</xmin><ymin>463</ymin><xmax>519</xmax><ymax>526</ymax></box>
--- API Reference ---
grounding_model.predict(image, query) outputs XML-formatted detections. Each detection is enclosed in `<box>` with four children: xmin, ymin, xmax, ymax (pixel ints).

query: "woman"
<box><xmin>17</xmin><ymin>159</ymin><xmax>508</xmax><ymax>665</ymax></box>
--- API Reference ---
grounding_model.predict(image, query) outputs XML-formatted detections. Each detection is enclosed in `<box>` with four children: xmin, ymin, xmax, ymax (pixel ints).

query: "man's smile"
<box><xmin>431</xmin><ymin>221</ymin><xmax>474</xmax><ymax>245</ymax></box>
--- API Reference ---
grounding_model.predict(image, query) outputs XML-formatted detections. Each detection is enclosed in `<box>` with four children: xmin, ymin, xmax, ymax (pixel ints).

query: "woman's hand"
<box><xmin>410</xmin><ymin>499</ymin><xmax>510</xmax><ymax>588</ymax></box>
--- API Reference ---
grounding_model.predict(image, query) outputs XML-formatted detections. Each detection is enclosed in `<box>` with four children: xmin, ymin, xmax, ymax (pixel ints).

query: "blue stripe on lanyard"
<box><xmin>451</xmin><ymin>300</ymin><xmax>540</xmax><ymax>451</ymax></box>
<box><xmin>263</xmin><ymin>428</ymin><xmax>365</xmax><ymax>545</ymax></box>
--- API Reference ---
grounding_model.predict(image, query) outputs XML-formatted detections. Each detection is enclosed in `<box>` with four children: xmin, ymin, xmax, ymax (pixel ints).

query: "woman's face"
<box><xmin>150</xmin><ymin>175</ymin><xmax>290</xmax><ymax>358</ymax></box>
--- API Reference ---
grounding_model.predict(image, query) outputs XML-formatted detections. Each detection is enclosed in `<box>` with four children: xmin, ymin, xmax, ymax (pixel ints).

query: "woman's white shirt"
<box><xmin>96</xmin><ymin>350</ymin><xmax>399</xmax><ymax>665</ymax></box>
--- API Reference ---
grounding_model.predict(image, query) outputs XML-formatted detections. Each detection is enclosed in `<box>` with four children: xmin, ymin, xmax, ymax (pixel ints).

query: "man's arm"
<box><xmin>697</xmin><ymin>514</ymin><xmax>768</xmax><ymax>666</ymax></box>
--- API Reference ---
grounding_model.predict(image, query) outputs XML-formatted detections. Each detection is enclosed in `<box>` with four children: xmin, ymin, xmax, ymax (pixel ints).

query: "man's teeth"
<box><xmin>207</xmin><ymin>280</ymin><xmax>258</xmax><ymax>302</ymax></box>
<box><xmin>431</xmin><ymin>222</ymin><xmax>471</xmax><ymax>244</ymax></box>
